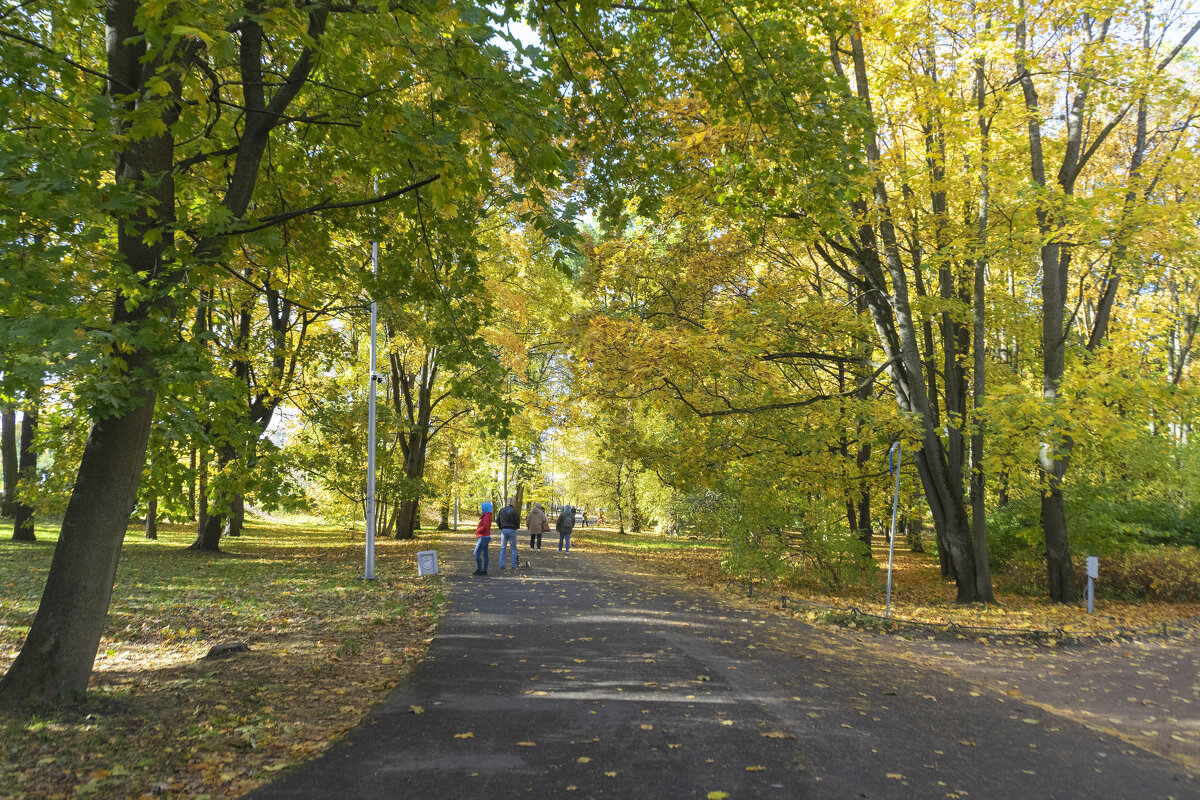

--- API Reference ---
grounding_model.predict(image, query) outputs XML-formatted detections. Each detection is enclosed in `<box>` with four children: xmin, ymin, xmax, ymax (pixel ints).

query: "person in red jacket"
<box><xmin>473</xmin><ymin>501</ymin><xmax>494</xmax><ymax>576</ymax></box>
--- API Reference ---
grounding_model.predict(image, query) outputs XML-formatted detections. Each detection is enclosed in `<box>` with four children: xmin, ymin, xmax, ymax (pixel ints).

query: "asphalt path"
<box><xmin>246</xmin><ymin>534</ymin><xmax>1195</xmax><ymax>799</ymax></box>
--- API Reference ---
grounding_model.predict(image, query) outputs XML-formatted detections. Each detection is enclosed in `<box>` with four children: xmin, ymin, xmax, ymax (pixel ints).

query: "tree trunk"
<box><xmin>13</xmin><ymin>403</ymin><xmax>39</xmax><ymax>542</ymax></box>
<box><xmin>630</xmin><ymin>469</ymin><xmax>642</xmax><ymax>533</ymax></box>
<box><xmin>191</xmin><ymin>446</ymin><xmax>235</xmax><ymax>551</ymax></box>
<box><xmin>224</xmin><ymin>495</ymin><xmax>244</xmax><ymax>538</ymax></box>
<box><xmin>145</xmin><ymin>492</ymin><xmax>158</xmax><ymax>540</ymax></box>
<box><xmin>197</xmin><ymin>447</ymin><xmax>209</xmax><ymax>534</ymax></box>
<box><xmin>969</xmin><ymin>28</ymin><xmax>995</xmax><ymax>603</ymax></box>
<box><xmin>1</xmin><ymin>406</ymin><xmax>16</xmax><ymax>518</ymax></box>
<box><xmin>437</xmin><ymin>500</ymin><xmax>450</xmax><ymax>530</ymax></box>
<box><xmin>0</xmin><ymin>0</ymin><xmax>330</xmax><ymax>706</ymax></box>
<box><xmin>838</xmin><ymin>26</ymin><xmax>981</xmax><ymax>601</ymax></box>
<box><xmin>188</xmin><ymin>447</ymin><xmax>196</xmax><ymax>521</ymax></box>
<box><xmin>0</xmin><ymin>352</ymin><xmax>158</xmax><ymax>705</ymax></box>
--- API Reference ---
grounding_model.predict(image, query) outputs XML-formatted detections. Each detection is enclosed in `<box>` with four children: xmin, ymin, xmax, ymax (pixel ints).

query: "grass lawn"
<box><xmin>578</xmin><ymin>526</ymin><xmax>1200</xmax><ymax>639</ymax></box>
<box><xmin>0</xmin><ymin>519</ymin><xmax>445</xmax><ymax>800</ymax></box>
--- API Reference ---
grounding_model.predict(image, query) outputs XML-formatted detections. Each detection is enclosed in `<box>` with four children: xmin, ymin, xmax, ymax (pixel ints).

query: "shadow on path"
<box><xmin>246</xmin><ymin>535</ymin><xmax>1194</xmax><ymax>799</ymax></box>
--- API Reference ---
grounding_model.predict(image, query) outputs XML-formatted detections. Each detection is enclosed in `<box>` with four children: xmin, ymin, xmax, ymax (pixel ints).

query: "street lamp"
<box><xmin>364</xmin><ymin>177</ymin><xmax>380</xmax><ymax>581</ymax></box>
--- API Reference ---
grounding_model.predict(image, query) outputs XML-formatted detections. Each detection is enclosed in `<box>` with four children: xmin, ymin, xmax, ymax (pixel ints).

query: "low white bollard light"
<box><xmin>1086</xmin><ymin>556</ymin><xmax>1098</xmax><ymax>614</ymax></box>
<box><xmin>417</xmin><ymin>550</ymin><xmax>439</xmax><ymax>576</ymax></box>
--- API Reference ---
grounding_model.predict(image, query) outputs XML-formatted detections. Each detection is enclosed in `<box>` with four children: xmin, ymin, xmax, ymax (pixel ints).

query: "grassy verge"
<box><xmin>0</xmin><ymin>520</ymin><xmax>445</xmax><ymax>800</ymax></box>
<box><xmin>578</xmin><ymin>527</ymin><xmax>1200</xmax><ymax>638</ymax></box>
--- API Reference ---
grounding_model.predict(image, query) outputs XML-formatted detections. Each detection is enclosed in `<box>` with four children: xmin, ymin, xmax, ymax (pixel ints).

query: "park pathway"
<box><xmin>246</xmin><ymin>533</ymin><xmax>1194</xmax><ymax>799</ymax></box>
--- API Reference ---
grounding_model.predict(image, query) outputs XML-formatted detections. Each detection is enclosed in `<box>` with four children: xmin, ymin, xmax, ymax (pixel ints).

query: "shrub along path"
<box><xmin>246</xmin><ymin>532</ymin><xmax>1195</xmax><ymax>799</ymax></box>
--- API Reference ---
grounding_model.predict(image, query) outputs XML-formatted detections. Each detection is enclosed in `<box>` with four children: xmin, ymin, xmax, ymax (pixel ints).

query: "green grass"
<box><xmin>0</xmin><ymin>518</ymin><xmax>446</xmax><ymax>800</ymax></box>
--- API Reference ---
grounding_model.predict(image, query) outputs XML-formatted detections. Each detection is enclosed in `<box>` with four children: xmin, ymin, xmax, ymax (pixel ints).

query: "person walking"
<box><xmin>496</xmin><ymin>497</ymin><xmax>521</xmax><ymax>570</ymax></box>
<box><xmin>556</xmin><ymin>504</ymin><xmax>576</xmax><ymax>554</ymax></box>
<box><xmin>473</xmin><ymin>502</ymin><xmax>494</xmax><ymax>576</ymax></box>
<box><xmin>527</xmin><ymin>502</ymin><xmax>548</xmax><ymax>550</ymax></box>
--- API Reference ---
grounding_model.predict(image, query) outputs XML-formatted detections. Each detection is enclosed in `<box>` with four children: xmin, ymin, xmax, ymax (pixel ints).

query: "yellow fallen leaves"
<box><xmin>707</xmin><ymin>792</ymin><xmax>730</xmax><ymax>800</ymax></box>
<box><xmin>639</xmin><ymin>724</ymin><xmax>654</xmax><ymax>730</ymax></box>
<box><xmin>408</xmin><ymin>705</ymin><xmax>424</xmax><ymax>714</ymax></box>
<box><xmin>577</xmin><ymin>757</ymin><xmax>592</xmax><ymax>763</ymax></box>
<box><xmin>760</xmin><ymin>731</ymin><xmax>795</xmax><ymax>739</ymax></box>
<box><xmin>453</xmin><ymin>732</ymin><xmax>474</xmax><ymax>739</ymax></box>
<box><xmin>745</xmin><ymin>765</ymin><xmax>765</xmax><ymax>771</ymax></box>
<box><xmin>605</xmin><ymin>771</ymin><xmax>618</xmax><ymax>777</ymax></box>
<box><xmin>516</xmin><ymin>741</ymin><xmax>537</xmax><ymax>747</ymax></box>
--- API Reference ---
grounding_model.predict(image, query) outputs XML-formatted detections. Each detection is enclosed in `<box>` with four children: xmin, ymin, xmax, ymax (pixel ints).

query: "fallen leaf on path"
<box><xmin>745</xmin><ymin>765</ymin><xmax>765</xmax><ymax>771</ymax></box>
<box><xmin>516</xmin><ymin>741</ymin><xmax>536</xmax><ymax>747</ymax></box>
<box><xmin>577</xmin><ymin>757</ymin><xmax>591</xmax><ymax>763</ymax></box>
<box><xmin>453</xmin><ymin>732</ymin><xmax>474</xmax><ymax>739</ymax></box>
<box><xmin>408</xmin><ymin>706</ymin><xmax>424</xmax><ymax>714</ymax></box>
<box><xmin>761</xmin><ymin>731</ymin><xmax>795</xmax><ymax>739</ymax></box>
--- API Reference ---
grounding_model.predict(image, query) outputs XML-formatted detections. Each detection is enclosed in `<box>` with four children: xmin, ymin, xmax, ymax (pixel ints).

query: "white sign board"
<box><xmin>1086</xmin><ymin>556</ymin><xmax>1099</xmax><ymax>579</ymax></box>
<box><xmin>417</xmin><ymin>550</ymin><xmax>439</xmax><ymax>576</ymax></box>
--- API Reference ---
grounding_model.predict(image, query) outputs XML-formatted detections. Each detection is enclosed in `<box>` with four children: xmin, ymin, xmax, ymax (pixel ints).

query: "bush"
<box><xmin>1088</xmin><ymin>548</ymin><xmax>1200</xmax><ymax>602</ymax></box>
<box><xmin>986</xmin><ymin>486</ymin><xmax>1200</xmax><ymax>569</ymax></box>
<box><xmin>995</xmin><ymin>547</ymin><xmax>1200</xmax><ymax>602</ymax></box>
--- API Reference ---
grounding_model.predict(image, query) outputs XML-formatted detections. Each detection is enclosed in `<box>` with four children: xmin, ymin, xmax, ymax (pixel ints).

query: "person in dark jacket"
<box><xmin>496</xmin><ymin>497</ymin><xmax>521</xmax><ymax>569</ymax></box>
<box><xmin>556</xmin><ymin>504</ymin><xmax>576</xmax><ymax>553</ymax></box>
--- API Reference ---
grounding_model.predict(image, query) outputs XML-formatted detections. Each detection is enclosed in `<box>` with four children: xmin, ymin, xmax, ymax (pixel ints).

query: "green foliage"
<box><xmin>987</xmin><ymin>485</ymin><xmax>1200</xmax><ymax>570</ymax></box>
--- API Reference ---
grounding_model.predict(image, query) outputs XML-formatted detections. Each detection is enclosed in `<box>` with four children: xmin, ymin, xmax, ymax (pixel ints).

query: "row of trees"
<box><xmin>560</xmin><ymin>0</ymin><xmax>1200</xmax><ymax>602</ymax></box>
<box><xmin>3</xmin><ymin>0</ymin><xmax>1199</xmax><ymax>707</ymax></box>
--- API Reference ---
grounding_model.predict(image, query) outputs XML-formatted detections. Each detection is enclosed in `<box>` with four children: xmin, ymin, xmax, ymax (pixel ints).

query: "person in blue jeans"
<box><xmin>496</xmin><ymin>497</ymin><xmax>521</xmax><ymax>570</ymax></box>
<box><xmin>556</xmin><ymin>504</ymin><xmax>576</xmax><ymax>553</ymax></box>
<box><xmin>473</xmin><ymin>501</ymin><xmax>493</xmax><ymax>576</ymax></box>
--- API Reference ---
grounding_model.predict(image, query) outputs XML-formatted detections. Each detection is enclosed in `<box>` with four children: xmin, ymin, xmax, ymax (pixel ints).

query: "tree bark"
<box><xmin>13</xmin><ymin>402</ymin><xmax>39</xmax><ymax>542</ymax></box>
<box><xmin>1</xmin><ymin>407</ymin><xmax>16</xmax><ymax>518</ymax></box>
<box><xmin>145</xmin><ymin>492</ymin><xmax>158</xmax><ymax>540</ymax></box>
<box><xmin>224</xmin><ymin>495</ymin><xmax>244</xmax><ymax>538</ymax></box>
<box><xmin>970</xmin><ymin>28</ymin><xmax>995</xmax><ymax>602</ymax></box>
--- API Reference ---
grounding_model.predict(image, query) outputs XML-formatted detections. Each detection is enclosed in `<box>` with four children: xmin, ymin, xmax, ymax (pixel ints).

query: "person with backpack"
<box><xmin>556</xmin><ymin>504</ymin><xmax>576</xmax><ymax>554</ymax></box>
<box><xmin>496</xmin><ymin>497</ymin><xmax>521</xmax><ymax>570</ymax></box>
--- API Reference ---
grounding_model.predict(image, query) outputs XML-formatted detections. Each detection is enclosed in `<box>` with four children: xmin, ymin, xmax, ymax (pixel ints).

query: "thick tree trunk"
<box><xmin>13</xmin><ymin>404</ymin><xmax>39</xmax><ymax>542</ymax></box>
<box><xmin>842</xmin><ymin>26</ymin><xmax>980</xmax><ymax>601</ymax></box>
<box><xmin>969</xmin><ymin>35</ymin><xmax>995</xmax><ymax>603</ymax></box>
<box><xmin>0</xmin><ymin>1</ymin><xmax>330</xmax><ymax>707</ymax></box>
<box><xmin>1</xmin><ymin>407</ymin><xmax>16</xmax><ymax>518</ymax></box>
<box><xmin>224</xmin><ymin>495</ymin><xmax>244</xmax><ymax>538</ymax></box>
<box><xmin>0</xmin><ymin>356</ymin><xmax>158</xmax><ymax>705</ymax></box>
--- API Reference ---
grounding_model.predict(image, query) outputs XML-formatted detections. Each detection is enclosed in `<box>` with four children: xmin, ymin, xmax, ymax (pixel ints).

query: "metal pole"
<box><xmin>364</xmin><ymin>177</ymin><xmax>379</xmax><ymax>581</ymax></box>
<box><xmin>885</xmin><ymin>441</ymin><xmax>901</xmax><ymax>619</ymax></box>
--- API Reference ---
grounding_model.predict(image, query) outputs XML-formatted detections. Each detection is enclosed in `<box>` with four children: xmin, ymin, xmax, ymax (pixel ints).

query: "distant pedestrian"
<box><xmin>597</xmin><ymin>510</ymin><xmax>605</xmax><ymax>526</ymax></box>
<box><xmin>556</xmin><ymin>504</ymin><xmax>576</xmax><ymax>553</ymax></box>
<box><xmin>497</xmin><ymin>497</ymin><xmax>521</xmax><ymax>570</ymax></box>
<box><xmin>582</xmin><ymin>509</ymin><xmax>589</xmax><ymax>527</ymax></box>
<box><xmin>527</xmin><ymin>502</ymin><xmax>548</xmax><ymax>550</ymax></box>
<box><xmin>473</xmin><ymin>502</ymin><xmax>493</xmax><ymax>576</ymax></box>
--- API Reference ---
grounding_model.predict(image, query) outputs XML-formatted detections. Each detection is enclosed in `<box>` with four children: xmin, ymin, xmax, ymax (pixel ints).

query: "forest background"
<box><xmin>2</xmin><ymin>0</ymin><xmax>1200</xmax><ymax>708</ymax></box>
